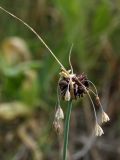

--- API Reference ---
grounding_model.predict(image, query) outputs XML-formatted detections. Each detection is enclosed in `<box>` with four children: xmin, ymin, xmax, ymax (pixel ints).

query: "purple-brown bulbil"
<box><xmin>59</xmin><ymin>73</ymin><xmax>89</xmax><ymax>100</ymax></box>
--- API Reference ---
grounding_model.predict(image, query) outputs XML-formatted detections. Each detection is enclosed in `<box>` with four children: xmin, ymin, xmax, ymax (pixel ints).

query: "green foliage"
<box><xmin>92</xmin><ymin>2</ymin><xmax>111</xmax><ymax>35</ymax></box>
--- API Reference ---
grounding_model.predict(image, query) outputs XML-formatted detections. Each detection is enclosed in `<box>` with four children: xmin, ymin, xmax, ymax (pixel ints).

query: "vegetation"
<box><xmin>0</xmin><ymin>0</ymin><xmax>120</xmax><ymax>160</ymax></box>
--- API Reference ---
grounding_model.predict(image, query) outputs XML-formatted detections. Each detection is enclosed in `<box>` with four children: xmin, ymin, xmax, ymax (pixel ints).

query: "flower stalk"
<box><xmin>63</xmin><ymin>99</ymin><xmax>72</xmax><ymax>160</ymax></box>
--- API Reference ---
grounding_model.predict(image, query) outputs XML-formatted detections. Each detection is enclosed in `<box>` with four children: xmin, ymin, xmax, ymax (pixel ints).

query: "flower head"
<box><xmin>95</xmin><ymin>123</ymin><xmax>104</xmax><ymax>136</ymax></box>
<box><xmin>102</xmin><ymin>111</ymin><xmax>110</xmax><ymax>123</ymax></box>
<box><xmin>59</xmin><ymin>72</ymin><xmax>89</xmax><ymax>100</ymax></box>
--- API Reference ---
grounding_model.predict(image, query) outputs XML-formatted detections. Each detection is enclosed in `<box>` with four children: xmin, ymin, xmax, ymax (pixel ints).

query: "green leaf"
<box><xmin>92</xmin><ymin>2</ymin><xmax>111</xmax><ymax>36</ymax></box>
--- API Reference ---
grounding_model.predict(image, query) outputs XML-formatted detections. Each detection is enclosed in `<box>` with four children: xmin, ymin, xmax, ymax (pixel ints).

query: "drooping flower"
<box><xmin>102</xmin><ymin>111</ymin><xmax>110</xmax><ymax>123</ymax></box>
<box><xmin>95</xmin><ymin>123</ymin><xmax>104</xmax><ymax>136</ymax></box>
<box><xmin>55</xmin><ymin>106</ymin><xmax>64</xmax><ymax>120</ymax></box>
<box><xmin>65</xmin><ymin>89</ymin><xmax>71</xmax><ymax>101</ymax></box>
<box><xmin>53</xmin><ymin>106</ymin><xmax>64</xmax><ymax>134</ymax></box>
<box><xmin>95</xmin><ymin>96</ymin><xmax>110</xmax><ymax>124</ymax></box>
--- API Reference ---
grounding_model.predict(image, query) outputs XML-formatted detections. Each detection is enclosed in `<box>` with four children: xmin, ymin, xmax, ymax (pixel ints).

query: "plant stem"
<box><xmin>63</xmin><ymin>100</ymin><xmax>72</xmax><ymax>160</ymax></box>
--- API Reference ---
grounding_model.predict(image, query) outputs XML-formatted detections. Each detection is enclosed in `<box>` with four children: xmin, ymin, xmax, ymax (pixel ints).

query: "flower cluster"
<box><xmin>53</xmin><ymin>68</ymin><xmax>110</xmax><ymax>136</ymax></box>
<box><xmin>59</xmin><ymin>71</ymin><xmax>89</xmax><ymax>100</ymax></box>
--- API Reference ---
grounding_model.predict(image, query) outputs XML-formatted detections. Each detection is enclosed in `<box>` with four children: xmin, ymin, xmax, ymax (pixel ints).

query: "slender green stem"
<box><xmin>63</xmin><ymin>100</ymin><xmax>72</xmax><ymax>160</ymax></box>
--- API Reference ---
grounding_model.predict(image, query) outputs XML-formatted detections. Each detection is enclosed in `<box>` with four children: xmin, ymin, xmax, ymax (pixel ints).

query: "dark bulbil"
<box><xmin>59</xmin><ymin>73</ymin><xmax>89</xmax><ymax>99</ymax></box>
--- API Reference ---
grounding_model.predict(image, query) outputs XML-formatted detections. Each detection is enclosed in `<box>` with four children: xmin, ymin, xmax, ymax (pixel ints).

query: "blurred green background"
<box><xmin>0</xmin><ymin>0</ymin><xmax>120</xmax><ymax>160</ymax></box>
